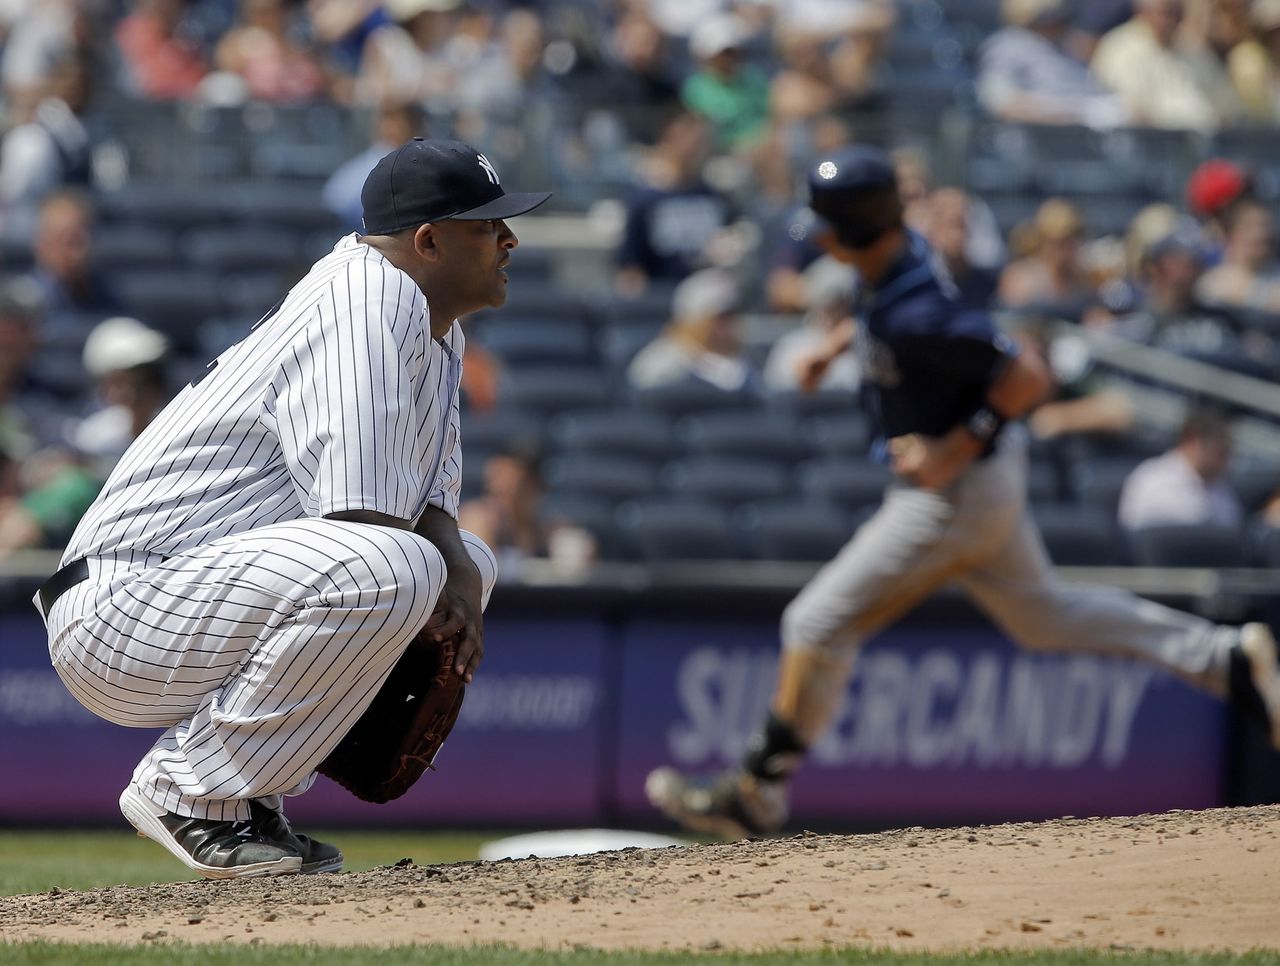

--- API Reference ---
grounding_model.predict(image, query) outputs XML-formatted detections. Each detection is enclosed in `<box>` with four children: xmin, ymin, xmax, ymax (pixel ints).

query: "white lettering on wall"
<box><xmin>0</xmin><ymin>671</ymin><xmax>98</xmax><ymax>726</ymax></box>
<box><xmin>458</xmin><ymin>675</ymin><xmax>597</xmax><ymax>730</ymax></box>
<box><xmin>668</xmin><ymin>647</ymin><xmax>1156</xmax><ymax>770</ymax></box>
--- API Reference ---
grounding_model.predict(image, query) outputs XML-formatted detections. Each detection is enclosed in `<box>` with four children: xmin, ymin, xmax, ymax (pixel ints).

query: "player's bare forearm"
<box><xmin>889</xmin><ymin>429</ymin><xmax>983</xmax><ymax>490</ymax></box>
<box><xmin>796</xmin><ymin>319</ymin><xmax>856</xmax><ymax>393</ymax></box>
<box><xmin>415</xmin><ymin>504</ymin><xmax>484</xmax><ymax>681</ymax></box>
<box><xmin>324</xmin><ymin>508</ymin><xmax>415</xmax><ymax>530</ymax></box>
<box><xmin>986</xmin><ymin>347</ymin><xmax>1054</xmax><ymax>420</ymax></box>
<box><xmin>415</xmin><ymin>505</ymin><xmax>481</xmax><ymax>586</ymax></box>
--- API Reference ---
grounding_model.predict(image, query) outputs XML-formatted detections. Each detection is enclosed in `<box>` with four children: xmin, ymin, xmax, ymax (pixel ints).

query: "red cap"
<box><xmin>1186</xmin><ymin>159</ymin><xmax>1249</xmax><ymax>217</ymax></box>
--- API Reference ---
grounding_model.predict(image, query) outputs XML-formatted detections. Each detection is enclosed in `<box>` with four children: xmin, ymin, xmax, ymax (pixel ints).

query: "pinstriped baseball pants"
<box><xmin>43</xmin><ymin>518</ymin><xmax>497</xmax><ymax>822</ymax></box>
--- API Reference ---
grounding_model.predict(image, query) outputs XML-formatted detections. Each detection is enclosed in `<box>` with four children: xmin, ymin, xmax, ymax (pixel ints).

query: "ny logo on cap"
<box><xmin>477</xmin><ymin>153</ymin><xmax>500</xmax><ymax>185</ymax></box>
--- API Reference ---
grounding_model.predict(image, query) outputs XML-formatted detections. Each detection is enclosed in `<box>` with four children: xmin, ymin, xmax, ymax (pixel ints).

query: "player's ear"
<box><xmin>411</xmin><ymin>223</ymin><xmax>442</xmax><ymax>262</ymax></box>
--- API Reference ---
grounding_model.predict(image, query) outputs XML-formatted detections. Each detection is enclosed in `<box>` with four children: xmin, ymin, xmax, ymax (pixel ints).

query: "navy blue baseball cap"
<box><xmin>799</xmin><ymin>145</ymin><xmax>901</xmax><ymax>248</ymax></box>
<box><xmin>361</xmin><ymin>138</ymin><xmax>551</xmax><ymax>235</ymax></box>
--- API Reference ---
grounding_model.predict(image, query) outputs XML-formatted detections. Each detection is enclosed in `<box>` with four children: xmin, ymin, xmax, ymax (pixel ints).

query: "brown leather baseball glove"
<box><xmin>317</xmin><ymin>630</ymin><xmax>466</xmax><ymax>804</ymax></box>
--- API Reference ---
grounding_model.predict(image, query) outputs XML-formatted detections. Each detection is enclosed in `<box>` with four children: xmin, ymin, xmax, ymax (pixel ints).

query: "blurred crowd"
<box><xmin>1</xmin><ymin>0</ymin><xmax>1280</xmax><ymax>568</ymax></box>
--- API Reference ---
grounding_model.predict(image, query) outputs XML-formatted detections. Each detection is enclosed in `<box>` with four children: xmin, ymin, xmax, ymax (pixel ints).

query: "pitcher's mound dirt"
<box><xmin>3</xmin><ymin>806</ymin><xmax>1277</xmax><ymax>953</ymax></box>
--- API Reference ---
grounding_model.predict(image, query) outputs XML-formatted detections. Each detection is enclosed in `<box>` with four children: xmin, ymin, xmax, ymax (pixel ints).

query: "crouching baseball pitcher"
<box><xmin>34</xmin><ymin>139</ymin><xmax>549</xmax><ymax>878</ymax></box>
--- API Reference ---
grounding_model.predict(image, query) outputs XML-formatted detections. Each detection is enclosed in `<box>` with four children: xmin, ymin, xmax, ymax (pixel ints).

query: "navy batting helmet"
<box><xmin>801</xmin><ymin>145</ymin><xmax>903</xmax><ymax>250</ymax></box>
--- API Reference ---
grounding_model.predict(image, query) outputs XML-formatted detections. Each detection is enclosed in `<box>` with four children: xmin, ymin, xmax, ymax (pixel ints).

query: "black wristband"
<box><xmin>743</xmin><ymin>713</ymin><xmax>808</xmax><ymax>782</ymax></box>
<box><xmin>964</xmin><ymin>405</ymin><xmax>1007</xmax><ymax>443</ymax></box>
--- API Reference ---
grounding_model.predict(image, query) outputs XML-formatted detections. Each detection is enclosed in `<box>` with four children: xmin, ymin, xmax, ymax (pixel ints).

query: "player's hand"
<box><xmin>425</xmin><ymin>579</ymin><xmax>484</xmax><ymax>683</ymax></box>
<box><xmin>888</xmin><ymin>431</ymin><xmax>981</xmax><ymax>491</ymax></box>
<box><xmin>794</xmin><ymin>319</ymin><xmax>855</xmax><ymax>394</ymax></box>
<box><xmin>794</xmin><ymin>350</ymin><xmax>834</xmax><ymax>394</ymax></box>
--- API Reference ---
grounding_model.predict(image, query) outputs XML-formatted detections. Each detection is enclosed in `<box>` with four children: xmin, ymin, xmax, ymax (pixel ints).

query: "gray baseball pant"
<box><xmin>782</xmin><ymin>428</ymin><xmax>1237</xmax><ymax>701</ymax></box>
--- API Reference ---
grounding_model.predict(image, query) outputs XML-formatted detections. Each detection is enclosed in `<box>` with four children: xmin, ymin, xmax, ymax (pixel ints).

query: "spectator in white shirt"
<box><xmin>979</xmin><ymin>0</ymin><xmax>1129</xmax><ymax>126</ymax></box>
<box><xmin>628</xmin><ymin>268</ymin><xmax>760</xmax><ymax>393</ymax></box>
<box><xmin>764</xmin><ymin>255</ymin><xmax>859</xmax><ymax>393</ymax></box>
<box><xmin>1118</xmin><ymin>405</ymin><xmax>1243</xmax><ymax>531</ymax></box>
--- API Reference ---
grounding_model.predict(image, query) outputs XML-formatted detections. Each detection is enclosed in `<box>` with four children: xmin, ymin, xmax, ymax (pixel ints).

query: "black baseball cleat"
<box><xmin>249</xmin><ymin>801</ymin><xmax>344</xmax><ymax>874</ymax></box>
<box><xmin>1231</xmin><ymin>623</ymin><xmax>1280</xmax><ymax>751</ymax></box>
<box><xmin>645</xmin><ymin>767</ymin><xmax>789</xmax><ymax>839</ymax></box>
<box><xmin>119</xmin><ymin>785</ymin><xmax>302</xmax><ymax>879</ymax></box>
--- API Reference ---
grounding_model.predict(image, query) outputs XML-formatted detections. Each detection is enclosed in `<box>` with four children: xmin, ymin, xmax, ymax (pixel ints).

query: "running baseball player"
<box><xmin>647</xmin><ymin>145</ymin><xmax>1280</xmax><ymax>839</ymax></box>
<box><xmin>34</xmin><ymin>139</ymin><xmax>549</xmax><ymax>877</ymax></box>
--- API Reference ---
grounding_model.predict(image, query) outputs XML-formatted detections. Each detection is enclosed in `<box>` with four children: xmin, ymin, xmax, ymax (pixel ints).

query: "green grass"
<box><xmin>0</xmin><ymin>829</ymin><xmax>493</xmax><ymax>896</ymax></box>
<box><xmin>3</xmin><ymin>944</ymin><xmax>1279</xmax><ymax>965</ymax></box>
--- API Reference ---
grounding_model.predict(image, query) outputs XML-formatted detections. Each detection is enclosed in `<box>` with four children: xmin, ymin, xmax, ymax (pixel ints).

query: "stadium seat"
<box><xmin>181</xmin><ymin>226</ymin><xmax>304</xmax><ymax>273</ymax></box>
<box><xmin>492</xmin><ymin>285</ymin><xmax>595</xmax><ymax>324</ymax></box>
<box><xmin>797</xmin><ymin>457</ymin><xmax>893</xmax><ymax>511</ymax></box>
<box><xmin>1026</xmin><ymin>461</ymin><xmax>1061</xmax><ymax>504</ymax></box>
<box><xmin>599</xmin><ymin>323</ymin><xmax>665</xmax><ymax>373</ymax></box>
<box><xmin>27</xmin><ymin>346</ymin><xmax>86</xmax><ymax>398</ymax></box>
<box><xmin>804</xmin><ymin>412</ymin><xmax>871</xmax><ymax>457</ymax></box>
<box><xmin>196</xmin><ymin>315</ymin><xmax>258</xmax><ymax>357</ymax></box>
<box><xmin>676</xmin><ymin>411</ymin><xmax>812</xmax><ymax>462</ymax></box>
<box><xmin>770</xmin><ymin>389</ymin><xmax>862</xmax><ymax>418</ymax></box>
<box><xmin>886</xmin><ymin>29</ymin><xmax>964</xmax><ymax>72</ymax></box>
<box><xmin>220</xmin><ymin>271</ymin><xmax>297</xmax><ymax>317</ymax></box>
<box><xmin>1128</xmin><ymin>524</ymin><xmax>1249</xmax><ymax>569</ymax></box>
<box><xmin>1037</xmin><ymin>161</ymin><xmax>1142</xmax><ymax>198</ymax></box>
<box><xmin>92</xmin><ymin>224</ymin><xmax>178</xmax><ymax>271</ymax></box>
<box><xmin>603</xmin><ymin>286</ymin><xmax>677</xmax><ymax>327</ymax></box>
<box><xmin>251</xmin><ymin>141</ymin><xmax>358</xmax><ymax>183</ymax></box>
<box><xmin>40</xmin><ymin>311</ymin><xmax>109</xmax><ymax>350</ymax></box>
<box><xmin>170</xmin><ymin>353</ymin><xmax>214</xmax><ymax>389</ymax></box>
<box><xmin>739</xmin><ymin>502</ymin><xmax>852</xmax><ymax>562</ymax></box>
<box><xmin>632</xmin><ymin>379</ymin><xmax>760</xmax><ymax>418</ymax></box>
<box><xmin>1068</xmin><ymin>457</ymin><xmax>1144</xmax><ymax>516</ymax></box>
<box><xmin>222</xmin><ymin>183</ymin><xmax>346</xmax><ymax>233</ymax></box>
<box><xmin>1211</xmin><ymin>128</ymin><xmax>1280</xmax><ymax>195</ymax></box>
<box><xmin>1254</xmin><ymin>525</ymin><xmax>1280</xmax><ymax>568</ymax></box>
<box><xmin>97</xmin><ymin>183</ymin><xmax>230</xmax><ymax>228</ymax></box>
<box><xmin>460</xmin><ymin>408</ymin><xmax>545</xmax><ymax>454</ymax></box>
<box><xmin>1026</xmin><ymin>431</ymin><xmax>1060</xmax><ymax>467</ymax></box>
<box><xmin>661</xmin><ymin>456</ymin><xmax>791</xmax><ymax>505</ymax></box>
<box><xmin>967</xmin><ymin>156</ymin><xmax>1036</xmax><ymax>197</ymax></box>
<box><xmin>1032</xmin><ymin>504</ymin><xmax>1123</xmax><ymax>566</ymax></box>
<box><xmin>1058</xmin><ymin>430</ymin><xmax>1173</xmax><ymax>464</ymax></box>
<box><xmin>480</xmin><ymin>318</ymin><xmax>594</xmax><ymax>365</ymax></box>
<box><xmin>543</xmin><ymin>453</ymin><xmax>659</xmax><ymax>502</ymax></box>
<box><xmin>0</xmin><ymin>236</ymin><xmax>33</xmax><ymax>273</ymax></box>
<box><xmin>548</xmin><ymin>409</ymin><xmax>674</xmax><ymax>462</ymax></box>
<box><xmin>115</xmin><ymin>270</ymin><xmax>224</xmax><ymax>349</ymax></box>
<box><xmin>938</xmin><ymin>0</ymin><xmax>1000</xmax><ymax>33</ymax></box>
<box><xmin>1075</xmin><ymin>194</ymin><xmax>1150</xmax><ymax>238</ymax></box>
<box><xmin>1230</xmin><ymin>460</ymin><xmax>1280</xmax><ymax>514</ymax></box>
<box><xmin>499</xmin><ymin>246</ymin><xmax>555</xmax><ymax>280</ymax></box>
<box><xmin>616</xmin><ymin>499</ymin><xmax>738</xmax><ymax>561</ymax></box>
<box><xmin>300</xmin><ymin>229</ymin><xmax>347</xmax><ymax>263</ymax></box>
<box><xmin>503</xmin><ymin>366</ymin><xmax>615</xmax><ymax>415</ymax></box>
<box><xmin>460</xmin><ymin>446</ymin><xmax>493</xmax><ymax>501</ymax></box>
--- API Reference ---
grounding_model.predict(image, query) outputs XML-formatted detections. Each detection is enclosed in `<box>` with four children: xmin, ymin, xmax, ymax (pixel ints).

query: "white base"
<box><xmin>479</xmin><ymin>828</ymin><xmax>687</xmax><ymax>861</ymax></box>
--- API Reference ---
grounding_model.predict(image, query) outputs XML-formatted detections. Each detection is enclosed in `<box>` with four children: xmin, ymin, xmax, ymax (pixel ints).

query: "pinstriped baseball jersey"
<box><xmin>62</xmin><ymin>233</ymin><xmax>464</xmax><ymax>565</ymax></box>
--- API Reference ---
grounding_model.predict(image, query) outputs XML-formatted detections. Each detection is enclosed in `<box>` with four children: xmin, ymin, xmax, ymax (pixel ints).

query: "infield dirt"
<box><xmin>2</xmin><ymin>806</ymin><xmax>1276</xmax><ymax>954</ymax></box>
